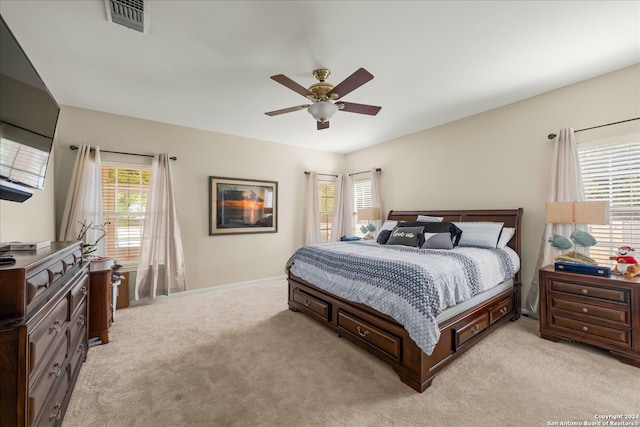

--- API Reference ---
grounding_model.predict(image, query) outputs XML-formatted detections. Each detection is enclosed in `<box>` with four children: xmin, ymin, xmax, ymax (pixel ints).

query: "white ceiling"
<box><xmin>1</xmin><ymin>1</ymin><xmax>638</xmax><ymax>153</ymax></box>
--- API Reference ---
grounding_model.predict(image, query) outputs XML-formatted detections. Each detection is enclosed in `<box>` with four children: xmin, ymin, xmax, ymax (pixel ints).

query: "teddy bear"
<box><xmin>610</xmin><ymin>246</ymin><xmax>640</xmax><ymax>277</ymax></box>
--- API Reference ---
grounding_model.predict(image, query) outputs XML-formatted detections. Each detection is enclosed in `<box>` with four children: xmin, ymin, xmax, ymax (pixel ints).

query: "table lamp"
<box><xmin>358</xmin><ymin>207</ymin><xmax>381</xmax><ymax>240</ymax></box>
<box><xmin>546</xmin><ymin>201</ymin><xmax>609</xmax><ymax>265</ymax></box>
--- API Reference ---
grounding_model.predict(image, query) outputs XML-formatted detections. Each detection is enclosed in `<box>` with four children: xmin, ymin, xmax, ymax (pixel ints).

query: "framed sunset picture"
<box><xmin>209</xmin><ymin>176</ymin><xmax>278</xmax><ymax>235</ymax></box>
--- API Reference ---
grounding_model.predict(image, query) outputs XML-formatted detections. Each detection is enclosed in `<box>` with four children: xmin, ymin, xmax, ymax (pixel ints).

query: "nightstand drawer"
<box><xmin>551</xmin><ymin>314</ymin><xmax>630</xmax><ymax>347</ymax></box>
<box><xmin>550</xmin><ymin>297</ymin><xmax>629</xmax><ymax>325</ymax></box>
<box><xmin>551</xmin><ymin>280</ymin><xmax>628</xmax><ymax>304</ymax></box>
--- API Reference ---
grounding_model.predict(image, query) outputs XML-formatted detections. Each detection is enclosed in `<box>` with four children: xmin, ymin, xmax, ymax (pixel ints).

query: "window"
<box><xmin>318</xmin><ymin>178</ymin><xmax>335</xmax><ymax>243</ymax></box>
<box><xmin>352</xmin><ymin>172</ymin><xmax>373</xmax><ymax>236</ymax></box>
<box><xmin>101</xmin><ymin>163</ymin><xmax>151</xmax><ymax>262</ymax></box>
<box><xmin>578</xmin><ymin>139</ymin><xmax>640</xmax><ymax>266</ymax></box>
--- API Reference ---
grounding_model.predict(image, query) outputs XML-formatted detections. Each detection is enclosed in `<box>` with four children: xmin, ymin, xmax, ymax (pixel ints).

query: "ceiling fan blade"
<box><xmin>337</xmin><ymin>102</ymin><xmax>381</xmax><ymax>116</ymax></box>
<box><xmin>270</xmin><ymin>74</ymin><xmax>311</xmax><ymax>97</ymax></box>
<box><xmin>265</xmin><ymin>105</ymin><xmax>310</xmax><ymax>116</ymax></box>
<box><xmin>317</xmin><ymin>121</ymin><xmax>330</xmax><ymax>130</ymax></box>
<box><xmin>328</xmin><ymin>68</ymin><xmax>374</xmax><ymax>100</ymax></box>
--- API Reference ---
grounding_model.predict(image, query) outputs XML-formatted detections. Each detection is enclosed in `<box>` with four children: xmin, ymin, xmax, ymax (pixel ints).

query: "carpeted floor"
<box><xmin>63</xmin><ymin>279</ymin><xmax>639</xmax><ymax>427</ymax></box>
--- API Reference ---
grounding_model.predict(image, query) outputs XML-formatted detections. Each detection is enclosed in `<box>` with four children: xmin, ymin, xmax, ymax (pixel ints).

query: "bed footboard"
<box><xmin>288</xmin><ymin>273</ymin><xmax>521</xmax><ymax>392</ymax></box>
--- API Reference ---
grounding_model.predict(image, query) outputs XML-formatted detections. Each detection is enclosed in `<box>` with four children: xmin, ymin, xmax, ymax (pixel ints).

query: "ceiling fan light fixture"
<box><xmin>308</xmin><ymin>101</ymin><xmax>338</xmax><ymax>122</ymax></box>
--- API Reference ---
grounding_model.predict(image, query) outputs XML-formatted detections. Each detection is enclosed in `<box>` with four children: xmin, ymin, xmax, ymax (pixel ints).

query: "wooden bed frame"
<box><xmin>288</xmin><ymin>208</ymin><xmax>523</xmax><ymax>392</ymax></box>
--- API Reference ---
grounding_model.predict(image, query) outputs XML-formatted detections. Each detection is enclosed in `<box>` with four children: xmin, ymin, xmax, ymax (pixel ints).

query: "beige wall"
<box><xmin>345</xmin><ymin>64</ymin><xmax>640</xmax><ymax>310</ymax></box>
<box><xmin>2</xmin><ymin>64</ymin><xmax>637</xmax><ymax>307</ymax></box>
<box><xmin>51</xmin><ymin>107</ymin><xmax>343</xmax><ymax>290</ymax></box>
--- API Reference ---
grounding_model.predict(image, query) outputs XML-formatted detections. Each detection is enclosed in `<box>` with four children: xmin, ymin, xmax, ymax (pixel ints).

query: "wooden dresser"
<box><xmin>0</xmin><ymin>241</ymin><xmax>89</xmax><ymax>426</ymax></box>
<box><xmin>539</xmin><ymin>265</ymin><xmax>640</xmax><ymax>367</ymax></box>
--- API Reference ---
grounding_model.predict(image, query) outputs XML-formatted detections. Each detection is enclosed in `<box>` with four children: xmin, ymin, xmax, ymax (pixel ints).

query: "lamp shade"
<box><xmin>308</xmin><ymin>101</ymin><xmax>338</xmax><ymax>122</ymax></box>
<box><xmin>358</xmin><ymin>207</ymin><xmax>381</xmax><ymax>221</ymax></box>
<box><xmin>546</xmin><ymin>201</ymin><xmax>609</xmax><ymax>225</ymax></box>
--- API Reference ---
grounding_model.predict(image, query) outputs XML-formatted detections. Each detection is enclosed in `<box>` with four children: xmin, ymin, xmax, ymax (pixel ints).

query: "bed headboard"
<box><xmin>387</xmin><ymin>209</ymin><xmax>524</xmax><ymax>282</ymax></box>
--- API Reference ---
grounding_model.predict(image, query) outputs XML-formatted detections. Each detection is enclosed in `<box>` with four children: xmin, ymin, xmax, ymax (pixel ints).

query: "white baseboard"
<box><xmin>128</xmin><ymin>275</ymin><xmax>287</xmax><ymax>306</ymax></box>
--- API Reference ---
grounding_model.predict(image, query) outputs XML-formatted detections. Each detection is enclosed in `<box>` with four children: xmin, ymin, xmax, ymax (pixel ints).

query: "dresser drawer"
<box><xmin>26</xmin><ymin>269</ymin><xmax>53</xmax><ymax>308</ymax></box>
<box><xmin>68</xmin><ymin>336</ymin><xmax>87</xmax><ymax>381</ymax></box>
<box><xmin>551</xmin><ymin>314</ymin><xmax>631</xmax><ymax>347</ymax></box>
<box><xmin>292</xmin><ymin>287</ymin><xmax>330</xmax><ymax>321</ymax></box>
<box><xmin>490</xmin><ymin>297</ymin><xmax>513</xmax><ymax>325</ymax></box>
<box><xmin>551</xmin><ymin>280</ymin><xmax>628</xmax><ymax>304</ymax></box>
<box><xmin>454</xmin><ymin>312</ymin><xmax>488</xmax><ymax>349</ymax></box>
<box><xmin>550</xmin><ymin>297</ymin><xmax>629</xmax><ymax>325</ymax></box>
<box><xmin>69</xmin><ymin>300</ymin><xmax>87</xmax><ymax>349</ymax></box>
<box><xmin>337</xmin><ymin>310</ymin><xmax>400</xmax><ymax>360</ymax></box>
<box><xmin>36</xmin><ymin>366</ymin><xmax>69</xmax><ymax>427</ymax></box>
<box><xmin>28</xmin><ymin>297</ymin><xmax>69</xmax><ymax>377</ymax></box>
<box><xmin>28</xmin><ymin>339</ymin><xmax>67</xmax><ymax>426</ymax></box>
<box><xmin>69</xmin><ymin>273</ymin><xmax>89</xmax><ymax>316</ymax></box>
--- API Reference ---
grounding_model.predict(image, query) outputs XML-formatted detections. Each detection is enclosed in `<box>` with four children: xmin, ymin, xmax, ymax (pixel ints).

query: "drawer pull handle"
<box><xmin>582</xmin><ymin>326</ymin><xmax>589</xmax><ymax>332</ymax></box>
<box><xmin>49</xmin><ymin>362</ymin><xmax>62</xmax><ymax>377</ymax></box>
<box><xmin>581</xmin><ymin>288</ymin><xmax>588</xmax><ymax>294</ymax></box>
<box><xmin>582</xmin><ymin>307</ymin><xmax>588</xmax><ymax>313</ymax></box>
<box><xmin>50</xmin><ymin>320</ymin><xmax>62</xmax><ymax>333</ymax></box>
<box><xmin>77</xmin><ymin>315</ymin><xmax>85</xmax><ymax>326</ymax></box>
<box><xmin>356</xmin><ymin>326</ymin><xmax>369</xmax><ymax>337</ymax></box>
<box><xmin>81</xmin><ymin>286</ymin><xmax>88</xmax><ymax>295</ymax></box>
<box><xmin>50</xmin><ymin>403</ymin><xmax>62</xmax><ymax>421</ymax></box>
<box><xmin>303</xmin><ymin>299</ymin><xmax>311</xmax><ymax>307</ymax></box>
<box><xmin>78</xmin><ymin>344</ymin><xmax>85</xmax><ymax>354</ymax></box>
<box><xmin>470</xmin><ymin>324</ymin><xmax>481</xmax><ymax>334</ymax></box>
<box><xmin>36</xmin><ymin>282</ymin><xmax>50</xmax><ymax>289</ymax></box>
<box><xmin>500</xmin><ymin>307</ymin><xmax>508</xmax><ymax>315</ymax></box>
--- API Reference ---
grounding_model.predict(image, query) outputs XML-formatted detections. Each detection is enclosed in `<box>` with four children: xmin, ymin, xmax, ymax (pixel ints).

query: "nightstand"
<box><xmin>539</xmin><ymin>265</ymin><xmax>640</xmax><ymax>367</ymax></box>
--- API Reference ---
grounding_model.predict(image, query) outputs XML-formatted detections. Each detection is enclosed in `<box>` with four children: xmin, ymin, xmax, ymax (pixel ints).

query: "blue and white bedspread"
<box><xmin>286</xmin><ymin>241</ymin><xmax>520</xmax><ymax>355</ymax></box>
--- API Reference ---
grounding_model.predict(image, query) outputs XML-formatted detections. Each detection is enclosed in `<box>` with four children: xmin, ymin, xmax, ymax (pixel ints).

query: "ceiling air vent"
<box><xmin>105</xmin><ymin>0</ymin><xmax>147</xmax><ymax>33</ymax></box>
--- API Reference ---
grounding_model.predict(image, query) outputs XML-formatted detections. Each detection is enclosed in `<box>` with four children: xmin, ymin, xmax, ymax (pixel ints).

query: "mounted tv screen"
<box><xmin>0</xmin><ymin>15</ymin><xmax>59</xmax><ymax>199</ymax></box>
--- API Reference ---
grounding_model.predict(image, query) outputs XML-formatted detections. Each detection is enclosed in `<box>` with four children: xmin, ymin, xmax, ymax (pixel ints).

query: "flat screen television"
<box><xmin>0</xmin><ymin>15</ymin><xmax>60</xmax><ymax>202</ymax></box>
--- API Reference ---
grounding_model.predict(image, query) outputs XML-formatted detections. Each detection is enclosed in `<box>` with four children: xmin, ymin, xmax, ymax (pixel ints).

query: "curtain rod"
<box><xmin>69</xmin><ymin>145</ymin><xmax>177</xmax><ymax>161</ymax></box>
<box><xmin>304</xmin><ymin>168</ymin><xmax>381</xmax><ymax>177</ymax></box>
<box><xmin>547</xmin><ymin>117</ymin><xmax>639</xmax><ymax>140</ymax></box>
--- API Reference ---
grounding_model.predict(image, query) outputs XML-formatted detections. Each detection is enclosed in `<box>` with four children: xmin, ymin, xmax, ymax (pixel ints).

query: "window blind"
<box><xmin>101</xmin><ymin>164</ymin><xmax>151</xmax><ymax>262</ymax></box>
<box><xmin>578</xmin><ymin>140</ymin><xmax>640</xmax><ymax>266</ymax></box>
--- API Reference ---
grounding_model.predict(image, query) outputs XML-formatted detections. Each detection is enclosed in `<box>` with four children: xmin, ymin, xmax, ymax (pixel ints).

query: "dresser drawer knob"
<box><xmin>49</xmin><ymin>362</ymin><xmax>62</xmax><ymax>377</ymax></box>
<box><xmin>471</xmin><ymin>324</ymin><xmax>481</xmax><ymax>334</ymax></box>
<box><xmin>50</xmin><ymin>320</ymin><xmax>62</xmax><ymax>333</ymax></box>
<box><xmin>582</xmin><ymin>307</ymin><xmax>588</xmax><ymax>313</ymax></box>
<box><xmin>356</xmin><ymin>326</ymin><xmax>369</xmax><ymax>337</ymax></box>
<box><xmin>303</xmin><ymin>299</ymin><xmax>311</xmax><ymax>307</ymax></box>
<box><xmin>582</xmin><ymin>326</ymin><xmax>589</xmax><ymax>332</ymax></box>
<box><xmin>581</xmin><ymin>289</ymin><xmax>589</xmax><ymax>294</ymax></box>
<box><xmin>50</xmin><ymin>403</ymin><xmax>62</xmax><ymax>421</ymax></box>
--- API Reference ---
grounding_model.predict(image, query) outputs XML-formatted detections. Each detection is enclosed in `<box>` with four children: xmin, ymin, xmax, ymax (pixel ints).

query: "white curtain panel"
<box><xmin>525</xmin><ymin>128</ymin><xmax>585</xmax><ymax>316</ymax></box>
<box><xmin>371</xmin><ymin>168</ymin><xmax>383</xmax><ymax>231</ymax></box>
<box><xmin>135</xmin><ymin>154</ymin><xmax>186</xmax><ymax>299</ymax></box>
<box><xmin>330</xmin><ymin>174</ymin><xmax>354</xmax><ymax>241</ymax></box>
<box><xmin>304</xmin><ymin>171</ymin><xmax>320</xmax><ymax>245</ymax></box>
<box><xmin>58</xmin><ymin>144</ymin><xmax>104</xmax><ymax>254</ymax></box>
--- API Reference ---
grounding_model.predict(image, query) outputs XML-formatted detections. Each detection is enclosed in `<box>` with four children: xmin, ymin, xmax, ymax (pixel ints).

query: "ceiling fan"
<box><xmin>265</xmin><ymin>68</ymin><xmax>381</xmax><ymax>130</ymax></box>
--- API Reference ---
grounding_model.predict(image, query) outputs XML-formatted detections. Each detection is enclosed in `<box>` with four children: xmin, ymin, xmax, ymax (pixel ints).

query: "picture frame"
<box><xmin>209</xmin><ymin>176</ymin><xmax>278</xmax><ymax>235</ymax></box>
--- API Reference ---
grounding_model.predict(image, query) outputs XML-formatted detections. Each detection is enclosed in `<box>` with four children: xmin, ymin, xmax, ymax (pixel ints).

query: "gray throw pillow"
<box><xmin>421</xmin><ymin>232</ymin><xmax>454</xmax><ymax>250</ymax></box>
<box><xmin>386</xmin><ymin>226</ymin><xmax>424</xmax><ymax>247</ymax></box>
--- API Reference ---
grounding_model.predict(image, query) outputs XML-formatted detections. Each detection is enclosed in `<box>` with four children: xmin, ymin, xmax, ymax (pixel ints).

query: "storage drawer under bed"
<box><xmin>291</xmin><ymin>287</ymin><xmax>330</xmax><ymax>321</ymax></box>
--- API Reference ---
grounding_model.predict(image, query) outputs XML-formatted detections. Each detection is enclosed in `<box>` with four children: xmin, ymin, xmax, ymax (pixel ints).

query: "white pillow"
<box><xmin>453</xmin><ymin>222</ymin><xmax>504</xmax><ymax>249</ymax></box>
<box><xmin>379</xmin><ymin>220</ymin><xmax>398</xmax><ymax>231</ymax></box>
<box><xmin>497</xmin><ymin>227</ymin><xmax>516</xmax><ymax>249</ymax></box>
<box><xmin>417</xmin><ymin>215</ymin><xmax>444</xmax><ymax>222</ymax></box>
